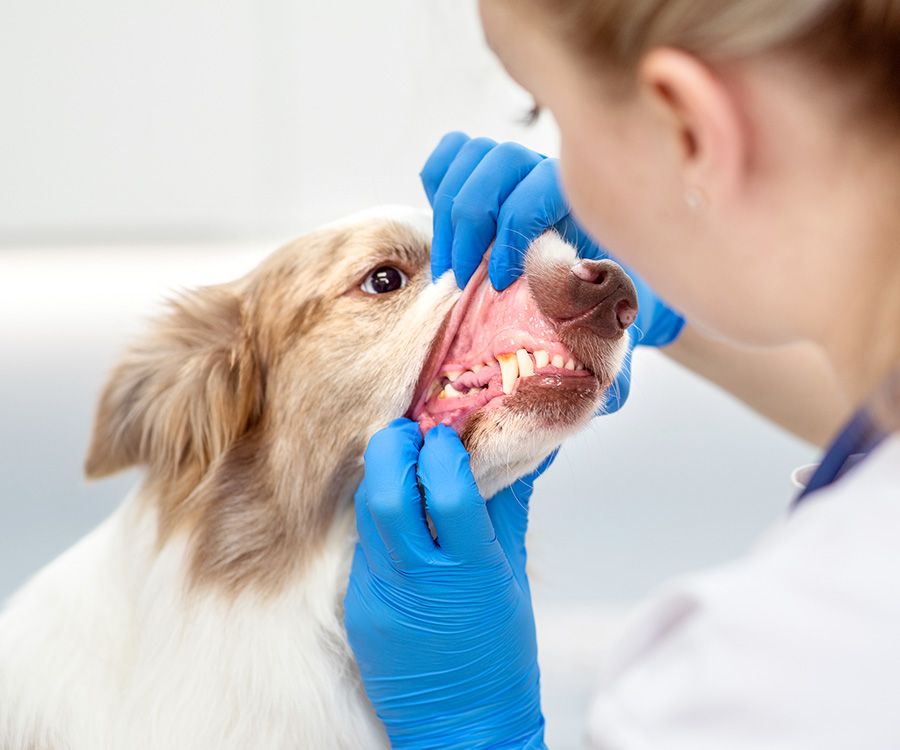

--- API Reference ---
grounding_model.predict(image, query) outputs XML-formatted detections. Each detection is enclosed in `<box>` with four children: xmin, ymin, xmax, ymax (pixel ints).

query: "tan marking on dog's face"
<box><xmin>187</xmin><ymin>219</ymin><xmax>454</xmax><ymax>592</ymax></box>
<box><xmin>85</xmin><ymin>214</ymin><xmax>458</xmax><ymax>595</ymax></box>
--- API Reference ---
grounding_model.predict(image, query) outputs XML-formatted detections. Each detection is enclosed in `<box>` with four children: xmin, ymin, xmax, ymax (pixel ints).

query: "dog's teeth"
<box><xmin>516</xmin><ymin>349</ymin><xmax>534</xmax><ymax>378</ymax></box>
<box><xmin>575</xmin><ymin>363</ymin><xmax>585</xmax><ymax>371</ymax></box>
<box><xmin>552</xmin><ymin>354</ymin><xmax>565</xmax><ymax>368</ymax></box>
<box><xmin>534</xmin><ymin>350</ymin><xmax>550</xmax><ymax>369</ymax></box>
<box><xmin>498</xmin><ymin>353</ymin><xmax>518</xmax><ymax>394</ymax></box>
<box><xmin>471</xmin><ymin>364</ymin><xmax>483</xmax><ymax>373</ymax></box>
<box><xmin>565</xmin><ymin>358</ymin><xmax>576</xmax><ymax>370</ymax></box>
<box><xmin>429</xmin><ymin>380</ymin><xmax>442</xmax><ymax>399</ymax></box>
<box><xmin>446</xmin><ymin>370</ymin><xmax>463</xmax><ymax>382</ymax></box>
<box><xmin>443</xmin><ymin>383</ymin><xmax>463</xmax><ymax>399</ymax></box>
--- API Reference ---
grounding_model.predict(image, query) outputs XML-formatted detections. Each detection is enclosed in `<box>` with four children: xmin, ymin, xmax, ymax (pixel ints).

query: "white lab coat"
<box><xmin>588</xmin><ymin>433</ymin><xmax>900</xmax><ymax>749</ymax></box>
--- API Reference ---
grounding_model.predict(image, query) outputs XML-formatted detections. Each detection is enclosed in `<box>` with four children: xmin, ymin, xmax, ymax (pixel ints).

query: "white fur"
<box><xmin>0</xmin><ymin>491</ymin><xmax>383</xmax><ymax>749</ymax></box>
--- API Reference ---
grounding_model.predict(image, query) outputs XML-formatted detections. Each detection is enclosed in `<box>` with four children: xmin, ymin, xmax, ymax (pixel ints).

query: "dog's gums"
<box><xmin>409</xmin><ymin>247</ymin><xmax>636</xmax><ymax>442</ymax></box>
<box><xmin>411</xmin><ymin>262</ymin><xmax>588</xmax><ymax>434</ymax></box>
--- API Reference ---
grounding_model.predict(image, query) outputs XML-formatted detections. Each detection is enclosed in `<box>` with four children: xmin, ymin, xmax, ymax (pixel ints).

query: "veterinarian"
<box><xmin>344</xmin><ymin>1</ymin><xmax>900</xmax><ymax>747</ymax></box>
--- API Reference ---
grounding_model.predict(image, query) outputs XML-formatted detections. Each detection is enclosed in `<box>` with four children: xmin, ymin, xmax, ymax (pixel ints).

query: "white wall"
<box><xmin>0</xmin><ymin>0</ymin><xmax>555</xmax><ymax>242</ymax></box>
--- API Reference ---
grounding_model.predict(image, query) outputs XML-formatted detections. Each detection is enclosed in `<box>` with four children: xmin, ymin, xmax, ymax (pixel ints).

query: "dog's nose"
<box><xmin>557</xmin><ymin>259</ymin><xmax>638</xmax><ymax>338</ymax></box>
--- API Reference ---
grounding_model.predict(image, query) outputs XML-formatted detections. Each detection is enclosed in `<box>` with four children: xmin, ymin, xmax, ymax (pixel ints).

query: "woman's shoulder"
<box><xmin>588</xmin><ymin>434</ymin><xmax>900</xmax><ymax>749</ymax></box>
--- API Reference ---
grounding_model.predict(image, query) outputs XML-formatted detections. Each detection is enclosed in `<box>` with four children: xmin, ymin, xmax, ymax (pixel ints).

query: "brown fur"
<box><xmin>85</xmin><ymin>217</ymin><xmax>449</xmax><ymax>597</ymax></box>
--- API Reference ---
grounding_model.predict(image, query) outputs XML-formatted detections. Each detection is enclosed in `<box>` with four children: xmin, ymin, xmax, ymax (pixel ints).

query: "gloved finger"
<box><xmin>417</xmin><ymin>424</ymin><xmax>500</xmax><ymax>561</ymax></box>
<box><xmin>487</xmin><ymin>448</ymin><xmax>558</xmax><ymax>577</ymax></box>
<box><xmin>431</xmin><ymin>137</ymin><xmax>498</xmax><ymax>282</ymax></box>
<box><xmin>490</xmin><ymin>158</ymin><xmax>571</xmax><ymax>290</ymax></box>
<box><xmin>363</xmin><ymin>418</ymin><xmax>437</xmax><ymax>568</ymax></box>
<box><xmin>420</xmin><ymin>131</ymin><xmax>471</xmax><ymax>206</ymax></box>
<box><xmin>553</xmin><ymin>214</ymin><xmax>608</xmax><ymax>262</ymax></box>
<box><xmin>448</xmin><ymin>142</ymin><xmax>544</xmax><ymax>288</ymax></box>
<box><xmin>343</xmin><ymin>542</ymin><xmax>377</xmax><ymax>641</ymax></box>
<box><xmin>353</xmin><ymin>479</ymin><xmax>390</xmax><ymax>573</ymax></box>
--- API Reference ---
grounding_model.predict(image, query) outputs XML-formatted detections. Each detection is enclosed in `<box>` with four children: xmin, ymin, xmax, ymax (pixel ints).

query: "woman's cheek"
<box><xmin>559</xmin><ymin>147</ymin><xmax>645</xmax><ymax>269</ymax></box>
<box><xmin>559</xmin><ymin>143</ymin><xmax>618</xmax><ymax>240</ymax></box>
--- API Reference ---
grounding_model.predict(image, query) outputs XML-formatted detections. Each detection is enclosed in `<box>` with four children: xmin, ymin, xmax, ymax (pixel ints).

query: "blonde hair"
<box><xmin>521</xmin><ymin>0</ymin><xmax>900</xmax><ymax>122</ymax></box>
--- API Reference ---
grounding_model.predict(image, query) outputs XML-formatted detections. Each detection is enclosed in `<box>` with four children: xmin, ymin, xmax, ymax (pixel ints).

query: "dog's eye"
<box><xmin>361</xmin><ymin>266</ymin><xmax>408</xmax><ymax>294</ymax></box>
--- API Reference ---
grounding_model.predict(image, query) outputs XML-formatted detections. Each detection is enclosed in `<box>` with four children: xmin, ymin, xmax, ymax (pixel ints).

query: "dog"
<box><xmin>0</xmin><ymin>207</ymin><xmax>636</xmax><ymax>749</ymax></box>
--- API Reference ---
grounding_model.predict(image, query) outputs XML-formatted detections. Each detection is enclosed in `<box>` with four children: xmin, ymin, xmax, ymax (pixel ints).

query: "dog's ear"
<box><xmin>85</xmin><ymin>285</ymin><xmax>264</xmax><ymax>480</ymax></box>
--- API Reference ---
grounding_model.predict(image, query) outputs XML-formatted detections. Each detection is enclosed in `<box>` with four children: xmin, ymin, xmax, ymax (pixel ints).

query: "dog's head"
<box><xmin>85</xmin><ymin>207</ymin><xmax>635</xmax><ymax>594</ymax></box>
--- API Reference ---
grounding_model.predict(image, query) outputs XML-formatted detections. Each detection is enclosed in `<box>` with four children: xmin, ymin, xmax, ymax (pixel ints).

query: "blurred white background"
<box><xmin>0</xmin><ymin>1</ymin><xmax>817</xmax><ymax>745</ymax></box>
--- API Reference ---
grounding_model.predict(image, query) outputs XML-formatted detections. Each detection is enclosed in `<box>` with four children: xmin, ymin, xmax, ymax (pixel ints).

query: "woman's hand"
<box><xmin>421</xmin><ymin>132</ymin><xmax>568</xmax><ymax>291</ymax></box>
<box><xmin>344</xmin><ymin>419</ymin><xmax>552</xmax><ymax>750</ymax></box>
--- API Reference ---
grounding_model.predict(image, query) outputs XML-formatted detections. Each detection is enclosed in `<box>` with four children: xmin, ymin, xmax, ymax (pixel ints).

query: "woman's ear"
<box><xmin>638</xmin><ymin>47</ymin><xmax>747</xmax><ymax>207</ymax></box>
<box><xmin>84</xmin><ymin>284</ymin><xmax>264</xmax><ymax>480</ymax></box>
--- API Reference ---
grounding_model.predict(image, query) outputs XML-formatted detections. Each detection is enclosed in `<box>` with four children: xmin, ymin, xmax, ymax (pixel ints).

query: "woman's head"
<box><xmin>508</xmin><ymin>0</ymin><xmax>900</xmax><ymax>110</ymax></box>
<box><xmin>479</xmin><ymin>0</ymin><xmax>900</xmax><ymax>376</ymax></box>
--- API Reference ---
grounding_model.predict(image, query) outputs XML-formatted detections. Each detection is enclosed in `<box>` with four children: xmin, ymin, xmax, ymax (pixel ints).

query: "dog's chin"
<box><xmin>461</xmin><ymin>377</ymin><xmax>604</xmax><ymax>498</ymax></box>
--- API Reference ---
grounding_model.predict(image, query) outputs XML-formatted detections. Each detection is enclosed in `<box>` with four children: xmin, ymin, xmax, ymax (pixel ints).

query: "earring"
<box><xmin>684</xmin><ymin>185</ymin><xmax>708</xmax><ymax>212</ymax></box>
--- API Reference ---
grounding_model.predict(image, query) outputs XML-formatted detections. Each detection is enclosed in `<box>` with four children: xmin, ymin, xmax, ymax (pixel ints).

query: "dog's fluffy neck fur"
<box><xmin>0</xmin><ymin>488</ymin><xmax>384</xmax><ymax>749</ymax></box>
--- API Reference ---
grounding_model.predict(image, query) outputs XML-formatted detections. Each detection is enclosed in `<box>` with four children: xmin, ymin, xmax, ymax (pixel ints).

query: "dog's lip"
<box><xmin>417</xmin><ymin>369</ymin><xmax>602</xmax><ymax>435</ymax></box>
<box><xmin>426</xmin><ymin>366</ymin><xmax>597</xmax><ymax>414</ymax></box>
<box><xmin>405</xmin><ymin>262</ymin><xmax>494</xmax><ymax>425</ymax></box>
<box><xmin>427</xmin><ymin>355</ymin><xmax>593</xmax><ymax>408</ymax></box>
<box><xmin>506</xmin><ymin>371</ymin><xmax>602</xmax><ymax>409</ymax></box>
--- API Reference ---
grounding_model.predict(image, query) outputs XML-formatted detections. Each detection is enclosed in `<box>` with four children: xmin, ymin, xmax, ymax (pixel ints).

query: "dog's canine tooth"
<box><xmin>575</xmin><ymin>362</ymin><xmax>585</xmax><ymax>371</ymax></box>
<box><xmin>534</xmin><ymin>350</ymin><xmax>550</xmax><ymax>369</ymax></box>
<box><xmin>552</xmin><ymin>354</ymin><xmax>565</xmax><ymax>368</ymax></box>
<box><xmin>446</xmin><ymin>370</ymin><xmax>463</xmax><ymax>382</ymax></box>
<box><xmin>565</xmin><ymin>358</ymin><xmax>576</xmax><ymax>370</ymax></box>
<box><xmin>516</xmin><ymin>349</ymin><xmax>534</xmax><ymax>378</ymax></box>
<box><xmin>498</xmin><ymin>354</ymin><xmax>519</xmax><ymax>394</ymax></box>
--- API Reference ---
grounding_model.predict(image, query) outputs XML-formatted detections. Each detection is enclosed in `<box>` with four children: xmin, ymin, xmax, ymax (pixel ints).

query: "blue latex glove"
<box><xmin>344</xmin><ymin>419</ymin><xmax>554</xmax><ymax>750</ymax></box>
<box><xmin>420</xmin><ymin>132</ymin><xmax>687</xmax><ymax>352</ymax></box>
